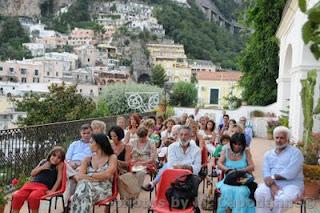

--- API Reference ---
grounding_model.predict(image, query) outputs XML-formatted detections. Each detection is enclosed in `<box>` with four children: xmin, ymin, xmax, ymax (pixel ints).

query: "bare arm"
<box><xmin>217</xmin><ymin>150</ymin><xmax>229</xmax><ymax>171</ymax></box>
<box><xmin>78</xmin><ymin>156</ymin><xmax>90</xmax><ymax>175</ymax></box>
<box><xmin>30</xmin><ymin>160</ymin><xmax>50</xmax><ymax>177</ymax></box>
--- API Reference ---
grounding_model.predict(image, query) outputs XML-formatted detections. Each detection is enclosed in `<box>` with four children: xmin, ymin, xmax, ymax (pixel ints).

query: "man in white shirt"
<box><xmin>142</xmin><ymin>125</ymin><xmax>201</xmax><ymax>191</ymax></box>
<box><xmin>255</xmin><ymin>126</ymin><xmax>304</xmax><ymax>213</ymax></box>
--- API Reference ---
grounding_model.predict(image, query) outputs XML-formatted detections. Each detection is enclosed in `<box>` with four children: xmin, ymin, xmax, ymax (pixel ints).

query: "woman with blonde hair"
<box><xmin>91</xmin><ymin>120</ymin><xmax>106</xmax><ymax>134</ymax></box>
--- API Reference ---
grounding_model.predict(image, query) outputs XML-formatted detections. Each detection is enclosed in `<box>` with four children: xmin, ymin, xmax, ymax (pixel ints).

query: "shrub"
<box><xmin>98</xmin><ymin>82</ymin><xmax>162</xmax><ymax>115</ymax></box>
<box><xmin>169</xmin><ymin>81</ymin><xmax>197</xmax><ymax>107</ymax></box>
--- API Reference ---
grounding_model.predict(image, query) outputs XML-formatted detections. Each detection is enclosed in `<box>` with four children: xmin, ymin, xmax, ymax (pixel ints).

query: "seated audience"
<box><xmin>12</xmin><ymin>147</ymin><xmax>65</xmax><ymax>213</ymax></box>
<box><xmin>188</xmin><ymin>120</ymin><xmax>204</xmax><ymax>148</ymax></box>
<box><xmin>91</xmin><ymin>120</ymin><xmax>106</xmax><ymax>134</ymax></box>
<box><xmin>123</xmin><ymin>113</ymin><xmax>141</xmax><ymax>144</ymax></box>
<box><xmin>154</xmin><ymin>115</ymin><xmax>164</xmax><ymax>133</ymax></box>
<box><xmin>160</xmin><ymin>118</ymin><xmax>176</xmax><ymax>145</ymax></box>
<box><xmin>255</xmin><ymin>126</ymin><xmax>304</xmax><ymax>213</ymax></box>
<box><xmin>142</xmin><ymin>126</ymin><xmax>201</xmax><ymax>191</ymax></box>
<box><xmin>217</xmin><ymin>133</ymin><xmax>255</xmax><ymax>213</ymax></box>
<box><xmin>239</xmin><ymin>116</ymin><xmax>253</xmax><ymax>147</ymax></box>
<box><xmin>130</xmin><ymin>126</ymin><xmax>157</xmax><ymax>168</ymax></box>
<box><xmin>201</xmin><ymin>120</ymin><xmax>216</xmax><ymax>154</ymax></box>
<box><xmin>218</xmin><ymin>114</ymin><xmax>230</xmax><ymax>137</ymax></box>
<box><xmin>179</xmin><ymin>113</ymin><xmax>188</xmax><ymax>125</ymax></box>
<box><xmin>66</xmin><ymin>124</ymin><xmax>92</xmax><ymax>169</ymax></box>
<box><xmin>116</xmin><ymin>116</ymin><xmax>127</xmax><ymax>133</ymax></box>
<box><xmin>70</xmin><ymin>134</ymin><xmax>117</xmax><ymax>213</ymax></box>
<box><xmin>108</xmin><ymin>126</ymin><xmax>131</xmax><ymax>173</ymax></box>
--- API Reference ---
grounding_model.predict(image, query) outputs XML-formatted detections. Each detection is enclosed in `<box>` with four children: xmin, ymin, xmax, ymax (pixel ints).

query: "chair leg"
<box><xmin>61</xmin><ymin>195</ymin><xmax>65</xmax><ymax>210</ymax></box>
<box><xmin>202</xmin><ymin>178</ymin><xmax>205</xmax><ymax>194</ymax></box>
<box><xmin>116</xmin><ymin>200</ymin><xmax>119</xmax><ymax>213</ymax></box>
<box><xmin>54</xmin><ymin>196</ymin><xmax>58</xmax><ymax>209</ymax></box>
<box><xmin>303</xmin><ymin>200</ymin><xmax>306</xmax><ymax>213</ymax></box>
<box><xmin>48</xmin><ymin>199</ymin><xmax>52</xmax><ymax>213</ymax></box>
<box><xmin>28</xmin><ymin>202</ymin><xmax>31</xmax><ymax>213</ymax></box>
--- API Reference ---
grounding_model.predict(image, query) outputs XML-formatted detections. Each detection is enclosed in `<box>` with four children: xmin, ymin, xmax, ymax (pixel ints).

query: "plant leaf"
<box><xmin>299</xmin><ymin>0</ymin><xmax>307</xmax><ymax>12</ymax></box>
<box><xmin>302</xmin><ymin>21</ymin><xmax>313</xmax><ymax>44</ymax></box>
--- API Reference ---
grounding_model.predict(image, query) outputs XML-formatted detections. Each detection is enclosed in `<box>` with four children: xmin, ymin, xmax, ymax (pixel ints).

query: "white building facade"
<box><xmin>276</xmin><ymin>0</ymin><xmax>320</xmax><ymax>141</ymax></box>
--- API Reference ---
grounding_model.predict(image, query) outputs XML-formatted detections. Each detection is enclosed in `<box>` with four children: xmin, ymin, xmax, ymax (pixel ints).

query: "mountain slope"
<box><xmin>153</xmin><ymin>0</ymin><xmax>245</xmax><ymax>69</ymax></box>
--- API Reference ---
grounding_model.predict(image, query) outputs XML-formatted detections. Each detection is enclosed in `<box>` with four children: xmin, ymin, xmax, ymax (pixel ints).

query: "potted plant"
<box><xmin>299</xmin><ymin>70</ymin><xmax>320</xmax><ymax>198</ymax></box>
<box><xmin>266</xmin><ymin>118</ymin><xmax>279</xmax><ymax>140</ymax></box>
<box><xmin>0</xmin><ymin>184</ymin><xmax>7</xmax><ymax>213</ymax></box>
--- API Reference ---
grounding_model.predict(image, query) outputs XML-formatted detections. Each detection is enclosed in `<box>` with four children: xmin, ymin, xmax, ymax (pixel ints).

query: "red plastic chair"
<box><xmin>93</xmin><ymin>172</ymin><xmax>119</xmax><ymax>213</ymax></box>
<box><xmin>39</xmin><ymin>161</ymin><xmax>67</xmax><ymax>213</ymax></box>
<box><xmin>148</xmin><ymin>169</ymin><xmax>194</xmax><ymax>213</ymax></box>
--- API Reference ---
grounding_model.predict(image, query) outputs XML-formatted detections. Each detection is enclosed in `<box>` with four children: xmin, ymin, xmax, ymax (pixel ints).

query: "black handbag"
<box><xmin>198</xmin><ymin>165</ymin><xmax>208</xmax><ymax>179</ymax></box>
<box><xmin>165</xmin><ymin>174</ymin><xmax>202</xmax><ymax>209</ymax></box>
<box><xmin>224</xmin><ymin>170</ymin><xmax>247</xmax><ymax>186</ymax></box>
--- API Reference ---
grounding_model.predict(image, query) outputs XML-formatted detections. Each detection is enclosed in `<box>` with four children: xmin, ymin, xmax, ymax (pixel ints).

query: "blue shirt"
<box><xmin>167</xmin><ymin>141</ymin><xmax>201</xmax><ymax>175</ymax></box>
<box><xmin>244</xmin><ymin>127</ymin><xmax>253</xmax><ymax>147</ymax></box>
<box><xmin>66</xmin><ymin>139</ymin><xmax>92</xmax><ymax>162</ymax></box>
<box><xmin>263</xmin><ymin>145</ymin><xmax>304</xmax><ymax>190</ymax></box>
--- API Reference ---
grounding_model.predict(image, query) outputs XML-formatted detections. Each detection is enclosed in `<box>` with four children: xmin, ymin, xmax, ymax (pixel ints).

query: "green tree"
<box><xmin>150</xmin><ymin>64</ymin><xmax>168</xmax><ymax>87</ymax></box>
<box><xmin>153</xmin><ymin>0</ymin><xmax>245</xmax><ymax>70</ymax></box>
<box><xmin>98</xmin><ymin>82</ymin><xmax>162</xmax><ymax>115</ymax></box>
<box><xmin>169</xmin><ymin>81</ymin><xmax>197</xmax><ymax>107</ymax></box>
<box><xmin>238</xmin><ymin>0</ymin><xmax>286</xmax><ymax>105</ymax></box>
<box><xmin>0</xmin><ymin>16</ymin><xmax>32</xmax><ymax>60</ymax></box>
<box><xmin>13</xmin><ymin>83</ymin><xmax>96</xmax><ymax>126</ymax></box>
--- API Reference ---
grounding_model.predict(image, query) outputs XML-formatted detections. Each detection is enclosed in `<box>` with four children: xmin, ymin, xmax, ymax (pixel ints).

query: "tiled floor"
<box><xmin>4</xmin><ymin>138</ymin><xmax>319</xmax><ymax>213</ymax></box>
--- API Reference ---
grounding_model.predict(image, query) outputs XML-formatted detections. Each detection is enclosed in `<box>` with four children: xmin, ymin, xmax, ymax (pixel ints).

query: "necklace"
<box><xmin>231</xmin><ymin>150</ymin><xmax>241</xmax><ymax>157</ymax></box>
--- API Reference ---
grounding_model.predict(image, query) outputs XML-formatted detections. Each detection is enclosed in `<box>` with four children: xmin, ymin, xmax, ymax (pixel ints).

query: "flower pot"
<box><xmin>0</xmin><ymin>205</ymin><xmax>5</xmax><ymax>213</ymax></box>
<box><xmin>158</xmin><ymin>103</ymin><xmax>166</xmax><ymax>113</ymax></box>
<box><xmin>267</xmin><ymin>132</ymin><xmax>273</xmax><ymax>140</ymax></box>
<box><xmin>304</xmin><ymin>180</ymin><xmax>320</xmax><ymax>198</ymax></box>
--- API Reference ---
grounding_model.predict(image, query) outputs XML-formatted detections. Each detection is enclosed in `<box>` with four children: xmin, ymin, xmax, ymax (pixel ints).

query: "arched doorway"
<box><xmin>138</xmin><ymin>74</ymin><xmax>150</xmax><ymax>83</ymax></box>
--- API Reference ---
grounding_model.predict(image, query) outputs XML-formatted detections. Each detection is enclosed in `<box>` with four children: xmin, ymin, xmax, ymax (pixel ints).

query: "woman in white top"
<box><xmin>201</xmin><ymin>120</ymin><xmax>216</xmax><ymax>154</ymax></box>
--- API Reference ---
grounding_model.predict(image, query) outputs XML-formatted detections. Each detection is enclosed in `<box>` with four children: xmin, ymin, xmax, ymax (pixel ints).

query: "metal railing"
<box><xmin>0</xmin><ymin>112</ymin><xmax>155</xmax><ymax>185</ymax></box>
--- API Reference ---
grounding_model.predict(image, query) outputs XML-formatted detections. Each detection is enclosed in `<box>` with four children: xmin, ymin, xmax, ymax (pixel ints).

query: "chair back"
<box><xmin>96</xmin><ymin>171</ymin><xmax>119</xmax><ymax>205</ymax></box>
<box><xmin>155</xmin><ymin>169</ymin><xmax>192</xmax><ymax>205</ymax></box>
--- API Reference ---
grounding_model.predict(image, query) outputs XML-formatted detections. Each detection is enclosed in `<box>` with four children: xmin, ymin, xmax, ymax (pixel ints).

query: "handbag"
<box><xmin>224</xmin><ymin>170</ymin><xmax>247</xmax><ymax>186</ymax></box>
<box><xmin>198</xmin><ymin>165</ymin><xmax>208</xmax><ymax>179</ymax></box>
<box><xmin>165</xmin><ymin>174</ymin><xmax>202</xmax><ymax>209</ymax></box>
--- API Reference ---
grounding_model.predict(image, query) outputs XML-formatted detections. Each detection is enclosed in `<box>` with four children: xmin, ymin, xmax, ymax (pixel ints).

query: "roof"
<box><xmin>196</xmin><ymin>71</ymin><xmax>242</xmax><ymax>81</ymax></box>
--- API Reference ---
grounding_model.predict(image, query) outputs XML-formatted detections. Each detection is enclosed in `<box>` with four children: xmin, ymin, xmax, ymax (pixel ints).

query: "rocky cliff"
<box><xmin>0</xmin><ymin>0</ymin><xmax>74</xmax><ymax>18</ymax></box>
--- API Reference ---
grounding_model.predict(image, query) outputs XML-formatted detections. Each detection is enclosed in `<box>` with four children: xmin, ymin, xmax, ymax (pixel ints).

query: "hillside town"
<box><xmin>0</xmin><ymin>0</ymin><xmax>243</xmax><ymax>129</ymax></box>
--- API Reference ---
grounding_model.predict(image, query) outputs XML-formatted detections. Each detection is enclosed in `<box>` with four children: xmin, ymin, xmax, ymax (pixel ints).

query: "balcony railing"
<box><xmin>0</xmin><ymin>112</ymin><xmax>154</xmax><ymax>185</ymax></box>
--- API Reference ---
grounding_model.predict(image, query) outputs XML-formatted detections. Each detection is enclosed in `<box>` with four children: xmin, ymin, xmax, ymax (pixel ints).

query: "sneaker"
<box><xmin>141</xmin><ymin>183</ymin><xmax>154</xmax><ymax>191</ymax></box>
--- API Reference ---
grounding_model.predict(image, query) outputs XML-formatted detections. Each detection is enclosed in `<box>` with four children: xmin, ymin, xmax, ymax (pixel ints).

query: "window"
<box><xmin>33</xmin><ymin>78</ymin><xmax>40</xmax><ymax>83</ymax></box>
<box><xmin>88</xmin><ymin>58</ymin><xmax>90</xmax><ymax>62</ymax></box>
<box><xmin>0</xmin><ymin>66</ymin><xmax>3</xmax><ymax>71</ymax></box>
<box><xmin>47</xmin><ymin>72</ymin><xmax>50</xmax><ymax>76</ymax></box>
<box><xmin>9</xmin><ymin>67</ymin><xmax>14</xmax><ymax>73</ymax></box>
<box><xmin>34</xmin><ymin>69</ymin><xmax>39</xmax><ymax>76</ymax></box>
<box><xmin>20</xmin><ymin>68</ymin><xmax>27</xmax><ymax>75</ymax></box>
<box><xmin>209</xmin><ymin>89</ymin><xmax>219</xmax><ymax>105</ymax></box>
<box><xmin>56</xmin><ymin>72</ymin><xmax>59</xmax><ymax>77</ymax></box>
<box><xmin>85</xmin><ymin>75</ymin><xmax>88</xmax><ymax>80</ymax></box>
<box><xmin>79</xmin><ymin>89</ymin><xmax>82</xmax><ymax>93</ymax></box>
<box><xmin>21</xmin><ymin>77</ymin><xmax>27</xmax><ymax>83</ymax></box>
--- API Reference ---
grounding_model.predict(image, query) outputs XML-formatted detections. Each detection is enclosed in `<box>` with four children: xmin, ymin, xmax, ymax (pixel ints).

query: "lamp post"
<box><xmin>163</xmin><ymin>82</ymin><xmax>171</xmax><ymax>117</ymax></box>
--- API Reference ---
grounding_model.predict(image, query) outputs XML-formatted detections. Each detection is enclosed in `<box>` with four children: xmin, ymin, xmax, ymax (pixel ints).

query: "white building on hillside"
<box><xmin>276</xmin><ymin>0</ymin><xmax>320</xmax><ymax>141</ymax></box>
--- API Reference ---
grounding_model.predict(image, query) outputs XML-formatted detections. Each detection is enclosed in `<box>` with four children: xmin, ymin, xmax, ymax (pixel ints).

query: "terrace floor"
<box><xmin>3</xmin><ymin>138</ymin><xmax>320</xmax><ymax>213</ymax></box>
